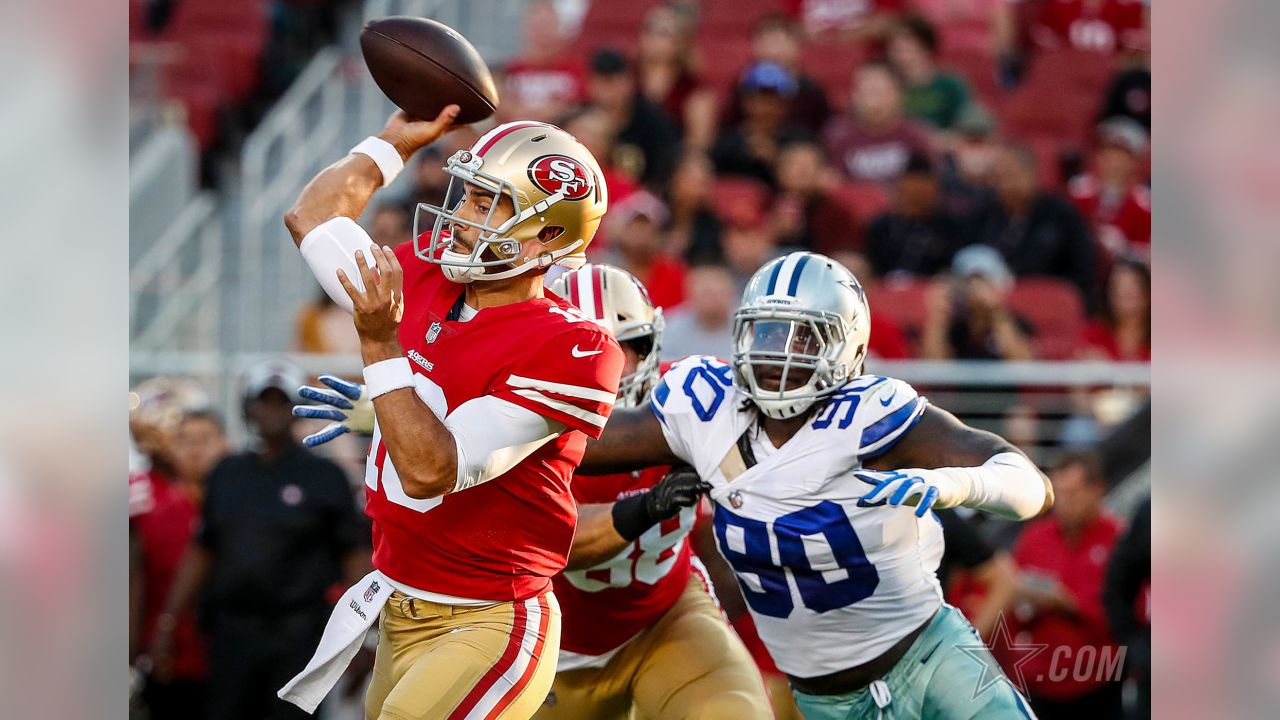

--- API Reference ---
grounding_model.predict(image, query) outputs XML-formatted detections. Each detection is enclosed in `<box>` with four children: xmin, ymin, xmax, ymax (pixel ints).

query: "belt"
<box><xmin>787</xmin><ymin>609</ymin><xmax>937</xmax><ymax>696</ymax></box>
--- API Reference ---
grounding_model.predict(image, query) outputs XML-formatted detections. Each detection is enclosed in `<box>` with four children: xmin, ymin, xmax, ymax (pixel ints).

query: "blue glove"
<box><xmin>854</xmin><ymin>469</ymin><xmax>960</xmax><ymax>518</ymax></box>
<box><xmin>293</xmin><ymin>374</ymin><xmax>375</xmax><ymax>447</ymax></box>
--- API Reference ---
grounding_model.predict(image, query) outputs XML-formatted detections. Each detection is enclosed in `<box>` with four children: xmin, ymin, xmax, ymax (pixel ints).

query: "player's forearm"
<box><xmin>565</xmin><ymin>503</ymin><xmax>631</xmax><ymax>570</ymax></box>
<box><xmin>285</xmin><ymin>154</ymin><xmax>385</xmax><ymax>245</ymax></box>
<box><xmin>363</xmin><ymin>341</ymin><xmax>459</xmax><ymax>499</ymax></box>
<box><xmin>159</xmin><ymin>545</ymin><xmax>211</xmax><ymax>622</ymax></box>
<box><xmin>581</xmin><ymin>407</ymin><xmax>680</xmax><ymax>474</ymax></box>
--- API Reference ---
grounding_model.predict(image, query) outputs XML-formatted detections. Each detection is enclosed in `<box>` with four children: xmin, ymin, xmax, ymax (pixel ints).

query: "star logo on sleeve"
<box><xmin>955</xmin><ymin>613</ymin><xmax>1046</xmax><ymax>700</ymax></box>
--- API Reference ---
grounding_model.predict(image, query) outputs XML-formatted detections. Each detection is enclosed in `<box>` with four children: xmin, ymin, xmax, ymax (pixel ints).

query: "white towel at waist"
<box><xmin>278</xmin><ymin>570</ymin><xmax>393</xmax><ymax>714</ymax></box>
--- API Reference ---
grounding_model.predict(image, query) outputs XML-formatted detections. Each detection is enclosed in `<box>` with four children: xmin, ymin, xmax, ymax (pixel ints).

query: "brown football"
<box><xmin>360</xmin><ymin>16</ymin><xmax>499</xmax><ymax>124</ymax></box>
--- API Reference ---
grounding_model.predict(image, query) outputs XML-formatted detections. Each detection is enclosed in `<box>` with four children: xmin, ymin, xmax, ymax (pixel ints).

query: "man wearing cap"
<box><xmin>1068</xmin><ymin>117</ymin><xmax>1151</xmax><ymax>258</ymax></box>
<box><xmin>712</xmin><ymin>61</ymin><xmax>812</xmax><ymax>187</ymax></box>
<box><xmin>602</xmin><ymin>191</ymin><xmax>687</xmax><ymax>310</ymax></box>
<box><xmin>586</xmin><ymin>47</ymin><xmax>681</xmax><ymax>188</ymax></box>
<box><xmin>152</xmin><ymin>361</ymin><xmax>367</xmax><ymax>720</ymax></box>
<box><xmin>922</xmin><ymin>245</ymin><xmax>1035</xmax><ymax>362</ymax></box>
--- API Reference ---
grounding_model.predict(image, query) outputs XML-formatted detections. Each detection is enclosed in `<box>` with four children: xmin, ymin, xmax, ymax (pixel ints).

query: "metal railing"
<box><xmin>130</xmin><ymin>193</ymin><xmax>222</xmax><ymax>352</ymax></box>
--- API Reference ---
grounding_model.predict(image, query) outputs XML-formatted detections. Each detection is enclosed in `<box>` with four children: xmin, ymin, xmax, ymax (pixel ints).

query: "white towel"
<box><xmin>278</xmin><ymin>570</ymin><xmax>394</xmax><ymax>713</ymax></box>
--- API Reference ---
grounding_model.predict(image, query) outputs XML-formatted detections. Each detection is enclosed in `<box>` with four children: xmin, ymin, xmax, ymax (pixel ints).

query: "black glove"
<box><xmin>611</xmin><ymin>466</ymin><xmax>712</xmax><ymax>542</ymax></box>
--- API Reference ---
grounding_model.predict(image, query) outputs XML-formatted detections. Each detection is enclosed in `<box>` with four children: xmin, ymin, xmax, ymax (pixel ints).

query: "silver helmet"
<box><xmin>731</xmin><ymin>251</ymin><xmax>871</xmax><ymax>419</ymax></box>
<box><xmin>548</xmin><ymin>263</ymin><xmax>664</xmax><ymax>408</ymax></box>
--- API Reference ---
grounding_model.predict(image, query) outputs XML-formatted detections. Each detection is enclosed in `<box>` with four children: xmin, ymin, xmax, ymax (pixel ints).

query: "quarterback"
<box><xmin>538</xmin><ymin>264</ymin><xmax>770</xmax><ymax>719</ymax></box>
<box><xmin>581</xmin><ymin>251</ymin><xmax>1052</xmax><ymax>719</ymax></box>
<box><xmin>277</xmin><ymin>106</ymin><xmax>624</xmax><ymax>720</ymax></box>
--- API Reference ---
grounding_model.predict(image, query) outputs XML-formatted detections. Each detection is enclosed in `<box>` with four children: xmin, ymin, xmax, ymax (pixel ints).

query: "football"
<box><xmin>360</xmin><ymin>16</ymin><xmax>499</xmax><ymax>125</ymax></box>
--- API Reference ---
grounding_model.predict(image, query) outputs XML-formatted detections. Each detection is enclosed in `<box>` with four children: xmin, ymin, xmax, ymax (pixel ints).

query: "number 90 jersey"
<box><xmin>649</xmin><ymin>356</ymin><xmax>944</xmax><ymax>678</ymax></box>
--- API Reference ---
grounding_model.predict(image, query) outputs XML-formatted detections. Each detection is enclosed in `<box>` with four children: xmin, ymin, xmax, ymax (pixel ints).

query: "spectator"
<box><xmin>661</xmin><ymin>262</ymin><xmax>738</xmax><ymax>361</ymax></box>
<box><xmin>1103</xmin><ymin>497</ymin><xmax>1151</xmax><ymax>720</ymax></box>
<box><xmin>152</xmin><ymin>361</ymin><xmax>367</xmax><ymax>720</ymax></box>
<box><xmin>635</xmin><ymin>3</ymin><xmax>718</xmax><ymax>150</ymax></box>
<box><xmin>586</xmin><ymin>47</ymin><xmax>681</xmax><ymax>189</ymax></box>
<box><xmin>724</xmin><ymin>13</ymin><xmax>832</xmax><ymax>137</ymax></box>
<box><xmin>563</xmin><ymin>107</ymin><xmax>640</xmax><ymax>254</ymax></box>
<box><xmin>967</xmin><ymin>144</ymin><xmax>1097</xmax><ymax>301</ymax></box>
<box><xmin>995</xmin><ymin>0</ymin><xmax>1148</xmax><ymax>68</ymax></box>
<box><xmin>1011</xmin><ymin>451</ymin><xmax>1124</xmax><ymax>720</ymax></box>
<box><xmin>940</xmin><ymin>102</ymin><xmax>1001</xmax><ymax>219</ymax></box>
<box><xmin>934</xmin><ymin>509</ymin><xmax>1019</xmax><ymax>641</ymax></box>
<box><xmin>773</xmin><ymin>139</ymin><xmax>861</xmax><ymax>256</ymax></box>
<box><xmin>865</xmin><ymin>151</ymin><xmax>962</xmax><ymax>278</ymax></box>
<box><xmin>367</xmin><ymin>201</ymin><xmax>412</xmax><ymax>249</ymax></box>
<box><xmin>711</xmin><ymin>62</ymin><xmax>809</xmax><ymax>187</ymax></box>
<box><xmin>498</xmin><ymin>0</ymin><xmax>585</xmax><ymax>123</ymax></box>
<box><xmin>823</xmin><ymin>63</ymin><xmax>933</xmax><ymax>185</ymax></box>
<box><xmin>170</xmin><ymin>410</ymin><xmax>229</xmax><ymax>503</ymax></box>
<box><xmin>720</xmin><ymin>196</ymin><xmax>785</xmax><ymax>290</ymax></box>
<box><xmin>1069</xmin><ymin>118</ymin><xmax>1151</xmax><ymax>258</ymax></box>
<box><xmin>887</xmin><ymin>14</ymin><xmax>973</xmax><ymax>131</ymax></box>
<box><xmin>786</xmin><ymin>0</ymin><xmax>908</xmax><ymax>42</ymax></box>
<box><xmin>1080</xmin><ymin>256</ymin><xmax>1150</xmax><ymax>361</ymax></box>
<box><xmin>296</xmin><ymin>290</ymin><xmax>360</xmax><ymax>354</ymax></box>
<box><xmin>1097</xmin><ymin>63</ymin><xmax>1151</xmax><ymax>131</ymax></box>
<box><xmin>601</xmin><ymin>190</ymin><xmax>687</xmax><ymax>309</ymax></box>
<box><xmin>664</xmin><ymin>151</ymin><xmax>724</xmax><ymax>263</ymax></box>
<box><xmin>922</xmin><ymin>245</ymin><xmax>1036</xmax><ymax>361</ymax></box>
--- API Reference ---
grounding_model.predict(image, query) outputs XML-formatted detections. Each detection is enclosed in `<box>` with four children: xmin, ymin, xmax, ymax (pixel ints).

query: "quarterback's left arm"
<box><xmin>860</xmin><ymin>405</ymin><xmax>1054</xmax><ymax>520</ymax></box>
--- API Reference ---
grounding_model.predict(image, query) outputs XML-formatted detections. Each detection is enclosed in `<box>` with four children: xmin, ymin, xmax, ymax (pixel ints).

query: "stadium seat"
<box><xmin>865</xmin><ymin>279</ymin><xmax>929</xmax><ymax>343</ymax></box>
<box><xmin>712</xmin><ymin>177</ymin><xmax>770</xmax><ymax>224</ymax></box>
<box><xmin>696</xmin><ymin>35</ymin><xmax>756</xmax><ymax>89</ymax></box>
<box><xmin>699</xmin><ymin>0</ymin><xmax>789</xmax><ymax>33</ymax></box>
<box><xmin>1008</xmin><ymin>278</ymin><xmax>1085</xmax><ymax>359</ymax></box>
<box><xmin>831</xmin><ymin>182</ymin><xmax>892</xmax><ymax>222</ymax></box>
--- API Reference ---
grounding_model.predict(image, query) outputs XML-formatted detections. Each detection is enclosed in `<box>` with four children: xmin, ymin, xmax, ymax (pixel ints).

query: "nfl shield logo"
<box><xmin>364</xmin><ymin>580</ymin><xmax>380</xmax><ymax>603</ymax></box>
<box><xmin>729</xmin><ymin>490</ymin><xmax>744</xmax><ymax>509</ymax></box>
<box><xmin>426</xmin><ymin>322</ymin><xmax>442</xmax><ymax>344</ymax></box>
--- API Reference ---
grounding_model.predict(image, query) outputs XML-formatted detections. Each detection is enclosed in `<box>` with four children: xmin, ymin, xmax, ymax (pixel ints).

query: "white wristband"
<box><xmin>364</xmin><ymin>357</ymin><xmax>415</xmax><ymax>399</ymax></box>
<box><xmin>350</xmin><ymin>136</ymin><xmax>405</xmax><ymax>188</ymax></box>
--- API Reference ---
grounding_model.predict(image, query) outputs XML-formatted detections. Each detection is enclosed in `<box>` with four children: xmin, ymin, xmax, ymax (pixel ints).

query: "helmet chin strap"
<box><xmin>446</xmin><ymin>239</ymin><xmax>586</xmax><ymax>284</ymax></box>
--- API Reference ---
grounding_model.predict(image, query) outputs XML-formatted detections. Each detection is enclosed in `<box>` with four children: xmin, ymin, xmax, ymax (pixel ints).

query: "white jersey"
<box><xmin>650</xmin><ymin>356</ymin><xmax>945</xmax><ymax>678</ymax></box>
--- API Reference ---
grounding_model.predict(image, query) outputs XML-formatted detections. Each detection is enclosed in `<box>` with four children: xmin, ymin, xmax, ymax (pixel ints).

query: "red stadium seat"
<box><xmin>831</xmin><ymin>182</ymin><xmax>892</xmax><ymax>223</ymax></box>
<box><xmin>696</xmin><ymin>36</ymin><xmax>756</xmax><ymax>89</ymax></box>
<box><xmin>1007</xmin><ymin>278</ymin><xmax>1085</xmax><ymax>359</ymax></box>
<box><xmin>713</xmin><ymin>177</ymin><xmax>770</xmax><ymax>224</ymax></box>
<box><xmin>700</xmin><ymin>0</ymin><xmax>789</xmax><ymax>33</ymax></box>
<box><xmin>865</xmin><ymin>279</ymin><xmax>929</xmax><ymax>342</ymax></box>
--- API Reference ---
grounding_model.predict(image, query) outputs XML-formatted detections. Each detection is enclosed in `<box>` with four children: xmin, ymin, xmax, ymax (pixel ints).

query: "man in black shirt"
<box><xmin>153</xmin><ymin>360</ymin><xmax>366</xmax><ymax>720</ymax></box>
<box><xmin>587</xmin><ymin>48</ymin><xmax>681</xmax><ymax>190</ymax></box>
<box><xmin>866</xmin><ymin>152</ymin><xmax>962</xmax><ymax>277</ymax></box>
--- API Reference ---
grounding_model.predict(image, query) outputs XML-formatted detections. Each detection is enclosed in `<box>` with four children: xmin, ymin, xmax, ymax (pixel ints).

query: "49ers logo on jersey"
<box><xmin>528</xmin><ymin>154</ymin><xmax>594</xmax><ymax>201</ymax></box>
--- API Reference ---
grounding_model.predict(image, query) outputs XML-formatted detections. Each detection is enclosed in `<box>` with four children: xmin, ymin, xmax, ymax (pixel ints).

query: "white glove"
<box><xmin>292</xmin><ymin>375</ymin><xmax>375</xmax><ymax>447</ymax></box>
<box><xmin>854</xmin><ymin>469</ymin><xmax>968</xmax><ymax>518</ymax></box>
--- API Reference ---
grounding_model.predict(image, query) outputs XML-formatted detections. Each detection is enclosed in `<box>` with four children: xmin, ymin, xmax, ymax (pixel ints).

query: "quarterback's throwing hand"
<box><xmin>337</xmin><ymin>244</ymin><xmax>404</xmax><ymax>343</ymax></box>
<box><xmin>854</xmin><ymin>469</ymin><xmax>965</xmax><ymax>518</ymax></box>
<box><xmin>293</xmin><ymin>374</ymin><xmax>375</xmax><ymax>447</ymax></box>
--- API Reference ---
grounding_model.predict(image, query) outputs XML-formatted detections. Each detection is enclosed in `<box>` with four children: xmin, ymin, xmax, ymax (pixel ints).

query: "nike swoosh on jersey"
<box><xmin>879</xmin><ymin>388</ymin><xmax>897</xmax><ymax>406</ymax></box>
<box><xmin>571</xmin><ymin>345</ymin><xmax>603</xmax><ymax>358</ymax></box>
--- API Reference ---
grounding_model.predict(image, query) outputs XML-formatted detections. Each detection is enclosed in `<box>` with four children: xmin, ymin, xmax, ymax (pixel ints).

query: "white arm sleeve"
<box><xmin>443</xmin><ymin>395</ymin><xmax>568</xmax><ymax>492</ymax></box>
<box><xmin>938</xmin><ymin>451</ymin><xmax>1047</xmax><ymax>520</ymax></box>
<box><xmin>298</xmin><ymin>216</ymin><xmax>377</xmax><ymax>313</ymax></box>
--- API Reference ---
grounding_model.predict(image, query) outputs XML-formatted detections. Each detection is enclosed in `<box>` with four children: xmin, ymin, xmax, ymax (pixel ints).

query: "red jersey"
<box><xmin>1009</xmin><ymin>513</ymin><xmax>1123</xmax><ymax>700</ymax></box>
<box><xmin>129</xmin><ymin>471</ymin><xmax>206</xmax><ymax>678</ymax></box>
<box><xmin>365</xmin><ymin>244</ymin><xmax>624</xmax><ymax>602</ymax></box>
<box><xmin>1028</xmin><ymin>0</ymin><xmax>1147</xmax><ymax>54</ymax></box>
<box><xmin>1067</xmin><ymin>174</ymin><xmax>1151</xmax><ymax>255</ymax></box>
<box><xmin>501</xmin><ymin>57</ymin><xmax>585</xmax><ymax>114</ymax></box>
<box><xmin>553</xmin><ymin>466</ymin><xmax>700</xmax><ymax>658</ymax></box>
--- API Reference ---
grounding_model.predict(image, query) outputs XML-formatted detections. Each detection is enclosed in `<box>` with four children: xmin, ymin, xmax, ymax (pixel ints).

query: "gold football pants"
<box><xmin>534</xmin><ymin>575</ymin><xmax>771</xmax><ymax>720</ymax></box>
<box><xmin>365</xmin><ymin>591</ymin><xmax>561</xmax><ymax>720</ymax></box>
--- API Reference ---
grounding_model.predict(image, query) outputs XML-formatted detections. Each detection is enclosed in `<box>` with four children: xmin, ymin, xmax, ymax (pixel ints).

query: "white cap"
<box><xmin>243</xmin><ymin>359</ymin><xmax>305</xmax><ymax>403</ymax></box>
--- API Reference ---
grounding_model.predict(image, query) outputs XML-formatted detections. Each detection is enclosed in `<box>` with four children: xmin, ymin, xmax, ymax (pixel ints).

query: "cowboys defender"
<box><xmin>579</xmin><ymin>251</ymin><xmax>1052</xmax><ymax>719</ymax></box>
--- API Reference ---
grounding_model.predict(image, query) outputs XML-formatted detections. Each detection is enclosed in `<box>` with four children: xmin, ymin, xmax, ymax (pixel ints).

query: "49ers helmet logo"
<box><xmin>528</xmin><ymin>154</ymin><xmax>594</xmax><ymax>201</ymax></box>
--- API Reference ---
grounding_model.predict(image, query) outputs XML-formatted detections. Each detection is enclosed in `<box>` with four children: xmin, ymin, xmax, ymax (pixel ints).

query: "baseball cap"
<box><xmin>951</xmin><ymin>245</ymin><xmax>1013</xmax><ymax>293</ymax></box>
<box><xmin>591</xmin><ymin>47</ymin><xmax>630</xmax><ymax>76</ymax></box>
<box><xmin>739</xmin><ymin>62</ymin><xmax>798</xmax><ymax>97</ymax></box>
<box><xmin>612</xmin><ymin>190</ymin><xmax>669</xmax><ymax>226</ymax></box>
<box><xmin>243</xmin><ymin>359</ymin><xmax>305</xmax><ymax>403</ymax></box>
<box><xmin>1097</xmin><ymin>117</ymin><xmax>1148</xmax><ymax>155</ymax></box>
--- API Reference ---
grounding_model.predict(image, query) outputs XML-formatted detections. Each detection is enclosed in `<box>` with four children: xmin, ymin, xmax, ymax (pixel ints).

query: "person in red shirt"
<box><xmin>280</xmin><ymin>111</ymin><xmax>624</xmax><ymax>718</ymax></box>
<box><xmin>1010</xmin><ymin>450</ymin><xmax>1124</xmax><ymax>720</ymax></box>
<box><xmin>1079</xmin><ymin>255</ymin><xmax>1150</xmax><ymax>361</ymax></box>
<box><xmin>1069</xmin><ymin>117</ymin><xmax>1151</xmax><ymax>261</ymax></box>
<box><xmin>600</xmin><ymin>190</ymin><xmax>688</xmax><ymax>310</ymax></box>
<box><xmin>540</xmin><ymin>264</ymin><xmax>769</xmax><ymax>719</ymax></box>
<box><xmin>498</xmin><ymin>0</ymin><xmax>586</xmax><ymax>123</ymax></box>
<box><xmin>823</xmin><ymin>63</ymin><xmax>934</xmax><ymax>186</ymax></box>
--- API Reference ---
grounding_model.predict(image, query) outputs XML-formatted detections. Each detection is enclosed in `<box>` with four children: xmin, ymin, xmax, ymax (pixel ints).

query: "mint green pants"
<box><xmin>791</xmin><ymin>606</ymin><xmax>1037</xmax><ymax>720</ymax></box>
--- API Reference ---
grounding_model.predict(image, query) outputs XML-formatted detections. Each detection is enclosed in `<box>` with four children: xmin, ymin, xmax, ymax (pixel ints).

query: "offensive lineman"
<box><xmin>540</xmin><ymin>264</ymin><xmax>770</xmax><ymax>719</ymax></box>
<box><xmin>581</xmin><ymin>251</ymin><xmax>1051</xmax><ymax>719</ymax></box>
<box><xmin>277</xmin><ymin>107</ymin><xmax>624</xmax><ymax>720</ymax></box>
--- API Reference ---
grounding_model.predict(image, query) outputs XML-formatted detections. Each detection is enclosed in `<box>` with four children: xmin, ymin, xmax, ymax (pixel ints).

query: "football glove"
<box><xmin>854</xmin><ymin>469</ymin><xmax>966</xmax><ymax>518</ymax></box>
<box><xmin>612</xmin><ymin>466</ymin><xmax>711</xmax><ymax>541</ymax></box>
<box><xmin>292</xmin><ymin>374</ymin><xmax>375</xmax><ymax>447</ymax></box>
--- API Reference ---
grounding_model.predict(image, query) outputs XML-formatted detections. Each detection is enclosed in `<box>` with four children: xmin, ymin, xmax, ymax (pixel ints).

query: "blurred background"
<box><xmin>126</xmin><ymin>0</ymin><xmax>1151</xmax><ymax>718</ymax></box>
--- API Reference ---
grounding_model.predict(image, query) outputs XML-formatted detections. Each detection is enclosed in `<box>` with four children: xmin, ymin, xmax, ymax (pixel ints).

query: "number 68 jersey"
<box><xmin>649</xmin><ymin>356</ymin><xmax>945</xmax><ymax>678</ymax></box>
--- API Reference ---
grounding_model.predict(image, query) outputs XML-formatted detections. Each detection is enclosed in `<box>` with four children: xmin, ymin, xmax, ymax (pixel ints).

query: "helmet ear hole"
<box><xmin>538</xmin><ymin>226</ymin><xmax>565</xmax><ymax>242</ymax></box>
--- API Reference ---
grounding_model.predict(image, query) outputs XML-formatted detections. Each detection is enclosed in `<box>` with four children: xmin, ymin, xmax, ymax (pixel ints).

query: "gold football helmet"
<box><xmin>549</xmin><ymin>264</ymin><xmax>664</xmax><ymax>408</ymax></box>
<box><xmin>414</xmin><ymin>121</ymin><xmax>609</xmax><ymax>283</ymax></box>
